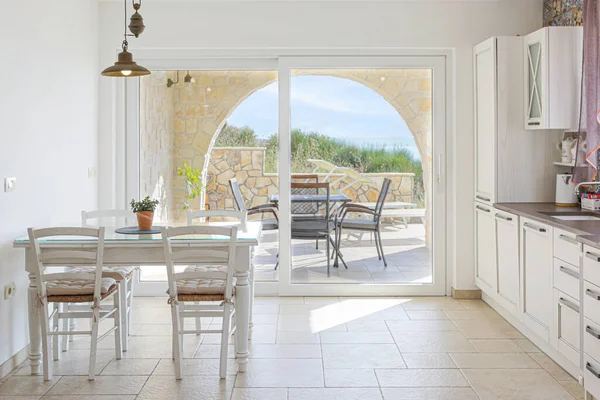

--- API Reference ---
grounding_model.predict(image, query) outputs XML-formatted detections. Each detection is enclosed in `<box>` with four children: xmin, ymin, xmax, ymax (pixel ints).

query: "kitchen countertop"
<box><xmin>494</xmin><ymin>202</ymin><xmax>600</xmax><ymax>249</ymax></box>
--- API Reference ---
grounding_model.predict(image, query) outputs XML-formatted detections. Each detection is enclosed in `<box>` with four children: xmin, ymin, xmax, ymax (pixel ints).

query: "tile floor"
<box><xmin>0</xmin><ymin>296</ymin><xmax>585</xmax><ymax>399</ymax></box>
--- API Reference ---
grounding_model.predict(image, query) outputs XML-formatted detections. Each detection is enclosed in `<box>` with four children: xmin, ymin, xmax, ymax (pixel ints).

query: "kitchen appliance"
<box><xmin>556</xmin><ymin>174</ymin><xmax>578</xmax><ymax>207</ymax></box>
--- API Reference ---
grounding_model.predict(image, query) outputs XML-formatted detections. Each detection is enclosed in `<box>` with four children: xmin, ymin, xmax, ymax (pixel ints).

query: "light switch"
<box><xmin>88</xmin><ymin>167</ymin><xmax>97</xmax><ymax>178</ymax></box>
<box><xmin>4</xmin><ymin>177</ymin><xmax>16</xmax><ymax>192</ymax></box>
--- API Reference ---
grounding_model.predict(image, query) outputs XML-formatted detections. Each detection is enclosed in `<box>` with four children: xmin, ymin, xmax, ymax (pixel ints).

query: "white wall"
<box><xmin>98</xmin><ymin>0</ymin><xmax>543</xmax><ymax>291</ymax></box>
<box><xmin>0</xmin><ymin>0</ymin><xmax>99</xmax><ymax>367</ymax></box>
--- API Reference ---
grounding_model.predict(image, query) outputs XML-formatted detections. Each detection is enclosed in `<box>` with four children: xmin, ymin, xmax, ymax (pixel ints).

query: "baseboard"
<box><xmin>0</xmin><ymin>345</ymin><xmax>28</xmax><ymax>380</ymax></box>
<box><xmin>451</xmin><ymin>287</ymin><xmax>482</xmax><ymax>299</ymax></box>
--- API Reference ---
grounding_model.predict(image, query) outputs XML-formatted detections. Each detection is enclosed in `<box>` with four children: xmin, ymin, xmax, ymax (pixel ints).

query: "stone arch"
<box><xmin>140</xmin><ymin>69</ymin><xmax>432</xmax><ymax>221</ymax></box>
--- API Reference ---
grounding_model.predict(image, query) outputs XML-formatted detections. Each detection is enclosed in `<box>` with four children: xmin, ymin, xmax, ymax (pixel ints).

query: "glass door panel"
<box><xmin>278</xmin><ymin>57</ymin><xmax>446</xmax><ymax>296</ymax></box>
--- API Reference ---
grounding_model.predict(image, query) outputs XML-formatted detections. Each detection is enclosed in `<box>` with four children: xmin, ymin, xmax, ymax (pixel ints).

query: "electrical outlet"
<box><xmin>3</xmin><ymin>282</ymin><xmax>16</xmax><ymax>300</ymax></box>
<box><xmin>4</xmin><ymin>177</ymin><xmax>16</xmax><ymax>192</ymax></box>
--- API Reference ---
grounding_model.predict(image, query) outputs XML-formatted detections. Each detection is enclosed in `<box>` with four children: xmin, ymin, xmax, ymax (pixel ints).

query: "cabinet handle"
<box><xmin>523</xmin><ymin>222</ymin><xmax>546</xmax><ymax>233</ymax></box>
<box><xmin>476</xmin><ymin>205</ymin><xmax>491</xmax><ymax>213</ymax></box>
<box><xmin>559</xmin><ymin>266</ymin><xmax>580</xmax><ymax>279</ymax></box>
<box><xmin>587</xmin><ymin>326</ymin><xmax>600</xmax><ymax>340</ymax></box>
<box><xmin>476</xmin><ymin>195</ymin><xmax>491</xmax><ymax>202</ymax></box>
<box><xmin>586</xmin><ymin>251</ymin><xmax>600</xmax><ymax>262</ymax></box>
<box><xmin>438</xmin><ymin>154</ymin><xmax>442</xmax><ymax>184</ymax></box>
<box><xmin>528</xmin><ymin>122</ymin><xmax>541</xmax><ymax>126</ymax></box>
<box><xmin>558</xmin><ymin>297</ymin><xmax>580</xmax><ymax>313</ymax></box>
<box><xmin>558</xmin><ymin>234</ymin><xmax>579</xmax><ymax>245</ymax></box>
<box><xmin>586</xmin><ymin>288</ymin><xmax>600</xmax><ymax>301</ymax></box>
<box><xmin>495</xmin><ymin>213</ymin><xmax>513</xmax><ymax>221</ymax></box>
<box><xmin>587</xmin><ymin>363</ymin><xmax>600</xmax><ymax>379</ymax></box>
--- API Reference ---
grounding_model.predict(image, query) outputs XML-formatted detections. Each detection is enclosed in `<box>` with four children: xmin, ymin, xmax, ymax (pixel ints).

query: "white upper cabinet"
<box><xmin>524</xmin><ymin>27</ymin><xmax>583</xmax><ymax>130</ymax></box>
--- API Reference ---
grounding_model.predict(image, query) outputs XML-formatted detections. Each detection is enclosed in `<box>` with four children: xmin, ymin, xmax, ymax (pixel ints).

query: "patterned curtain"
<box><xmin>574</xmin><ymin>0</ymin><xmax>600</xmax><ymax>182</ymax></box>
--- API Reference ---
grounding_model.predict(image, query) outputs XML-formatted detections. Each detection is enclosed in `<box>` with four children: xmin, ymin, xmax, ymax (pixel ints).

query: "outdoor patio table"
<box><xmin>13</xmin><ymin>221</ymin><xmax>262</xmax><ymax>376</ymax></box>
<box><xmin>269</xmin><ymin>193</ymin><xmax>352</xmax><ymax>205</ymax></box>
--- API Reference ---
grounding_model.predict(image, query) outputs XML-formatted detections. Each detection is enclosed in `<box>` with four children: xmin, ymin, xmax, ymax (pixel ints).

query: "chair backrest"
<box><xmin>291</xmin><ymin>174</ymin><xmax>320</xmax><ymax>215</ymax></box>
<box><xmin>290</xmin><ymin>182</ymin><xmax>330</xmax><ymax>221</ymax></box>
<box><xmin>161</xmin><ymin>225</ymin><xmax>238</xmax><ymax>302</ymax></box>
<box><xmin>374</xmin><ymin>178</ymin><xmax>392</xmax><ymax>222</ymax></box>
<box><xmin>27</xmin><ymin>227</ymin><xmax>105</xmax><ymax>301</ymax></box>
<box><xmin>82</xmin><ymin>209</ymin><xmax>136</xmax><ymax>228</ymax></box>
<box><xmin>229</xmin><ymin>178</ymin><xmax>247</xmax><ymax>212</ymax></box>
<box><xmin>186</xmin><ymin>209</ymin><xmax>247</xmax><ymax>225</ymax></box>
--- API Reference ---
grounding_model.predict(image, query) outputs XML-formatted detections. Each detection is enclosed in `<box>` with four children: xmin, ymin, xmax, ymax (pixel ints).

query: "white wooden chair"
<box><xmin>161</xmin><ymin>225</ymin><xmax>238</xmax><ymax>379</ymax></box>
<box><xmin>28</xmin><ymin>227</ymin><xmax>122</xmax><ymax>381</ymax></box>
<box><xmin>66</xmin><ymin>209</ymin><xmax>137</xmax><ymax>352</ymax></box>
<box><xmin>185</xmin><ymin>209</ymin><xmax>246</xmax><ymax>334</ymax></box>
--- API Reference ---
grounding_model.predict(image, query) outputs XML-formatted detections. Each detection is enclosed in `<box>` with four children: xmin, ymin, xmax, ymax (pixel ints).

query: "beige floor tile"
<box><xmin>249</xmin><ymin>344</ymin><xmax>322</xmax><ymax>359</ymax></box>
<box><xmin>400</xmin><ymin>298</ymin><xmax>466</xmax><ymax>311</ymax></box>
<box><xmin>13</xmin><ymin>350</ymin><xmax>114</xmax><ymax>377</ymax></box>
<box><xmin>136</xmin><ymin>375</ymin><xmax>234</xmax><ymax>400</ymax></box>
<box><xmin>514</xmin><ymin>338</ymin><xmax>542</xmax><ymax>353</ymax></box>
<box><xmin>453</xmin><ymin>319</ymin><xmax>523</xmax><ymax>339</ymax></box>
<box><xmin>444</xmin><ymin>309</ymin><xmax>502</xmax><ymax>321</ymax></box>
<box><xmin>253</xmin><ymin>305</ymin><xmax>280</xmax><ymax>314</ymax></box>
<box><xmin>322</xmin><ymin>344</ymin><xmax>406</xmax><ymax>369</ymax></box>
<box><xmin>253</xmin><ymin>297</ymin><xmax>304</xmax><ymax>305</ymax></box>
<box><xmin>528</xmin><ymin>353</ymin><xmax>574</xmax><ymax>381</ymax></box>
<box><xmin>277</xmin><ymin>314</ymin><xmax>346</xmax><ymax>333</ymax></box>
<box><xmin>46</xmin><ymin>376</ymin><xmax>147</xmax><ymax>396</ymax></box>
<box><xmin>469</xmin><ymin>339</ymin><xmax>524</xmax><ymax>353</ymax></box>
<box><xmin>194</xmin><ymin>344</ymin><xmax>236</xmax><ymax>359</ymax></box>
<box><xmin>406</xmin><ymin>310</ymin><xmax>449</xmax><ymax>320</ymax></box>
<box><xmin>100</xmin><ymin>359</ymin><xmax>159</xmax><ymax>375</ymax></box>
<box><xmin>234</xmin><ymin>359</ymin><xmax>324</xmax><ymax>388</ymax></box>
<box><xmin>304</xmin><ymin>297</ymin><xmax>341</xmax><ymax>305</ymax></box>
<box><xmin>386</xmin><ymin>320</ymin><xmax>458</xmax><ymax>332</ymax></box>
<box><xmin>380</xmin><ymin>388</ymin><xmax>479</xmax><ymax>400</ymax></box>
<box><xmin>401</xmin><ymin>353</ymin><xmax>457</xmax><ymax>368</ymax></box>
<box><xmin>560</xmin><ymin>380</ymin><xmax>585</xmax><ymax>400</ymax></box>
<box><xmin>392</xmin><ymin>331</ymin><xmax>476</xmax><ymax>353</ymax></box>
<box><xmin>43</xmin><ymin>396</ymin><xmax>136</xmax><ymax>400</ymax></box>
<box><xmin>0</xmin><ymin>396</ymin><xmax>41</xmax><ymax>400</ymax></box>
<box><xmin>344</xmin><ymin>320</ymin><xmax>389</xmax><ymax>332</ymax></box>
<box><xmin>123</xmin><ymin>336</ymin><xmax>201</xmax><ymax>359</ymax></box>
<box><xmin>231</xmin><ymin>388</ymin><xmax>288</xmax><ymax>400</ymax></box>
<box><xmin>320</xmin><ymin>331</ymin><xmax>394</xmax><ymax>344</ymax></box>
<box><xmin>324</xmin><ymin>369</ymin><xmax>378</xmax><ymax>387</ymax></box>
<box><xmin>458</xmin><ymin>300</ymin><xmax>493</xmax><ymax>310</ymax></box>
<box><xmin>0</xmin><ymin>376</ymin><xmax>58</xmax><ymax>396</ymax></box>
<box><xmin>462</xmin><ymin>368</ymin><xmax>573</xmax><ymax>399</ymax></box>
<box><xmin>251</xmin><ymin>314</ymin><xmax>279</xmax><ymax>324</ymax></box>
<box><xmin>276</xmin><ymin>331</ymin><xmax>321</xmax><ymax>344</ymax></box>
<box><xmin>152</xmin><ymin>358</ymin><xmax>237</xmax><ymax>376</ymax></box>
<box><xmin>376</xmin><ymin>368</ymin><xmax>470</xmax><ymax>387</ymax></box>
<box><xmin>450</xmin><ymin>353</ymin><xmax>539</xmax><ymax>369</ymax></box>
<box><xmin>288</xmin><ymin>388</ymin><xmax>382</xmax><ymax>400</ymax></box>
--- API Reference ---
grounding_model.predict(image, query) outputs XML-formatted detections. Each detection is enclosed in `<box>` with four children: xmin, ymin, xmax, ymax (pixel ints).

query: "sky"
<box><xmin>226</xmin><ymin>75</ymin><xmax>421</xmax><ymax>160</ymax></box>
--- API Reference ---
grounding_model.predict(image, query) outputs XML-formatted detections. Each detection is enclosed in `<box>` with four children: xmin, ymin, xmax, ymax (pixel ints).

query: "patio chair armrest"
<box><xmin>248</xmin><ymin>207</ymin><xmax>279</xmax><ymax>221</ymax></box>
<box><xmin>249</xmin><ymin>203</ymin><xmax>279</xmax><ymax>211</ymax></box>
<box><xmin>342</xmin><ymin>207</ymin><xmax>376</xmax><ymax>215</ymax></box>
<box><xmin>340</xmin><ymin>203</ymin><xmax>375</xmax><ymax>212</ymax></box>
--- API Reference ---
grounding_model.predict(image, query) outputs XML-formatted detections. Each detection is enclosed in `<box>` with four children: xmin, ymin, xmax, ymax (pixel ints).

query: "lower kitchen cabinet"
<box><xmin>475</xmin><ymin>202</ymin><xmax>497</xmax><ymax>294</ymax></box>
<box><xmin>494</xmin><ymin>209</ymin><xmax>520</xmax><ymax>316</ymax></box>
<box><xmin>552</xmin><ymin>289</ymin><xmax>580</xmax><ymax>367</ymax></box>
<box><xmin>521</xmin><ymin>218</ymin><xmax>553</xmax><ymax>342</ymax></box>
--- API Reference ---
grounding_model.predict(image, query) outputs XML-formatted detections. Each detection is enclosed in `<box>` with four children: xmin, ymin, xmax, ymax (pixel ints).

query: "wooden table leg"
<box><xmin>26</xmin><ymin>250</ymin><xmax>42</xmax><ymax>375</ymax></box>
<box><xmin>235</xmin><ymin>246</ymin><xmax>251</xmax><ymax>373</ymax></box>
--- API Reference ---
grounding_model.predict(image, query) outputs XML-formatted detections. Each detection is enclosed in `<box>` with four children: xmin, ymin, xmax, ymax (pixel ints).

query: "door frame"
<box><xmin>118</xmin><ymin>48</ymin><xmax>454</xmax><ymax>296</ymax></box>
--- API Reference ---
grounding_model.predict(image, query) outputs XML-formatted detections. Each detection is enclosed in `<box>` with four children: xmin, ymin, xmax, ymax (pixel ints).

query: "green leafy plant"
<box><xmin>177</xmin><ymin>163</ymin><xmax>204</xmax><ymax>210</ymax></box>
<box><xmin>130</xmin><ymin>196</ymin><xmax>159</xmax><ymax>213</ymax></box>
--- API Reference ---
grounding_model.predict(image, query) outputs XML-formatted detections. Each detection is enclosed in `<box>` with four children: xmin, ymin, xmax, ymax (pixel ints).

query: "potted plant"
<box><xmin>130</xmin><ymin>196</ymin><xmax>159</xmax><ymax>231</ymax></box>
<box><xmin>177</xmin><ymin>163</ymin><xmax>204</xmax><ymax>211</ymax></box>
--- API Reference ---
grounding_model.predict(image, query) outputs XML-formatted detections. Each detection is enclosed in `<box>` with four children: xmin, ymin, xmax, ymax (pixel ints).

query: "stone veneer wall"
<box><xmin>206</xmin><ymin>147</ymin><xmax>415</xmax><ymax>211</ymax></box>
<box><xmin>140</xmin><ymin>69</ymin><xmax>431</xmax><ymax>222</ymax></box>
<box><xmin>544</xmin><ymin>0</ymin><xmax>583</xmax><ymax>26</ymax></box>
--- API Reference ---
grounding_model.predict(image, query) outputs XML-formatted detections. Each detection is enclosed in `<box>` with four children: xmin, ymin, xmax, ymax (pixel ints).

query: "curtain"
<box><xmin>574</xmin><ymin>0</ymin><xmax>600</xmax><ymax>183</ymax></box>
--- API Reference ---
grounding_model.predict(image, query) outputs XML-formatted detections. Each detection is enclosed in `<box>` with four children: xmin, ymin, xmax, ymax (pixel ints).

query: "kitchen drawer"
<box><xmin>553</xmin><ymin>289</ymin><xmax>580</xmax><ymax>367</ymax></box>
<box><xmin>585</xmin><ymin>354</ymin><xmax>600</xmax><ymax>400</ymax></box>
<box><xmin>584</xmin><ymin>244</ymin><xmax>600</xmax><ymax>287</ymax></box>
<box><xmin>554</xmin><ymin>228</ymin><xmax>582</xmax><ymax>267</ymax></box>
<box><xmin>553</xmin><ymin>258</ymin><xmax>580</xmax><ymax>301</ymax></box>
<box><xmin>584</xmin><ymin>280</ymin><xmax>600</xmax><ymax>325</ymax></box>
<box><xmin>585</xmin><ymin>317</ymin><xmax>600</xmax><ymax>365</ymax></box>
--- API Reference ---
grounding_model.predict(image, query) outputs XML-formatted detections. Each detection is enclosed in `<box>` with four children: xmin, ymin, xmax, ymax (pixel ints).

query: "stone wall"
<box><xmin>544</xmin><ymin>0</ymin><xmax>583</xmax><ymax>26</ymax></box>
<box><xmin>206</xmin><ymin>147</ymin><xmax>415</xmax><ymax>211</ymax></box>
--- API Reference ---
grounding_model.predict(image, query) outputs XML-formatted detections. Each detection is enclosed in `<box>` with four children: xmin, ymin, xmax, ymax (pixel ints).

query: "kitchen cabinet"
<box><xmin>473</xmin><ymin>36</ymin><xmax>561</xmax><ymax>205</ymax></box>
<box><xmin>552</xmin><ymin>289</ymin><xmax>580</xmax><ymax>367</ymax></box>
<box><xmin>521</xmin><ymin>218</ymin><xmax>553</xmax><ymax>342</ymax></box>
<box><xmin>524</xmin><ymin>27</ymin><xmax>583</xmax><ymax>130</ymax></box>
<box><xmin>494</xmin><ymin>209</ymin><xmax>520</xmax><ymax>316</ymax></box>
<box><xmin>475</xmin><ymin>202</ymin><xmax>497</xmax><ymax>294</ymax></box>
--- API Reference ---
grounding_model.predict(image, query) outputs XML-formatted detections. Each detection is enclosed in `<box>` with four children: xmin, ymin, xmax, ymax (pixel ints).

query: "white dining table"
<box><xmin>13</xmin><ymin>221</ymin><xmax>262</xmax><ymax>375</ymax></box>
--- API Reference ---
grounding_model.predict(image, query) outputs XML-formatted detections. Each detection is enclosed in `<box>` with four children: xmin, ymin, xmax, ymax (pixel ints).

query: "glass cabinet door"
<box><xmin>527</xmin><ymin>41</ymin><xmax>543</xmax><ymax>125</ymax></box>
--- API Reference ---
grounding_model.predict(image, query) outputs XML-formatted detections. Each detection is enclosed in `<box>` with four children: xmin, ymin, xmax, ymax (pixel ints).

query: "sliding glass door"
<box><xmin>126</xmin><ymin>55</ymin><xmax>447</xmax><ymax>296</ymax></box>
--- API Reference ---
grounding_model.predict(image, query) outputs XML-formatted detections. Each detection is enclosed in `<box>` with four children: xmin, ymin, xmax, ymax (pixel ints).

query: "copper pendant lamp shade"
<box><xmin>101</xmin><ymin>42</ymin><xmax>150</xmax><ymax>77</ymax></box>
<box><xmin>102</xmin><ymin>0</ymin><xmax>149</xmax><ymax>77</ymax></box>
